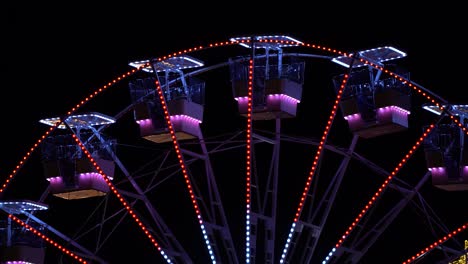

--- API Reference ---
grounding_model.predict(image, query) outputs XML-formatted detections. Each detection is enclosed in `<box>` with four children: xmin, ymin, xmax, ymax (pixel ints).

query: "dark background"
<box><xmin>3</xmin><ymin>3</ymin><xmax>468</xmax><ymax>264</ymax></box>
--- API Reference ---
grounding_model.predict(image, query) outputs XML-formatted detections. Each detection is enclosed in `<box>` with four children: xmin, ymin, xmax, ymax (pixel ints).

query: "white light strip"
<box><xmin>321</xmin><ymin>247</ymin><xmax>337</xmax><ymax>264</ymax></box>
<box><xmin>258</xmin><ymin>35</ymin><xmax>303</xmax><ymax>45</ymax></box>
<box><xmin>39</xmin><ymin>113</ymin><xmax>116</xmax><ymax>128</ymax></box>
<box><xmin>71</xmin><ymin>113</ymin><xmax>116</xmax><ymax>124</ymax></box>
<box><xmin>180</xmin><ymin>56</ymin><xmax>204</xmax><ymax>67</ymax></box>
<box><xmin>331</xmin><ymin>57</ymin><xmax>354</xmax><ymax>68</ymax></box>
<box><xmin>0</xmin><ymin>201</ymin><xmax>48</xmax><ymax>211</ymax></box>
<box><xmin>194</xmin><ymin>218</ymin><xmax>216</xmax><ymax>263</ymax></box>
<box><xmin>279</xmin><ymin>223</ymin><xmax>296</xmax><ymax>263</ymax></box>
<box><xmin>280</xmin><ymin>36</ymin><xmax>303</xmax><ymax>44</ymax></box>
<box><xmin>423</xmin><ymin>104</ymin><xmax>468</xmax><ymax>117</ymax></box>
<box><xmin>128</xmin><ymin>60</ymin><xmax>152</xmax><ymax>72</ymax></box>
<box><xmin>422</xmin><ymin>105</ymin><xmax>443</xmax><ymax>116</ymax></box>
<box><xmin>333</xmin><ymin>46</ymin><xmax>407</xmax><ymax>68</ymax></box>
<box><xmin>129</xmin><ymin>57</ymin><xmax>204</xmax><ymax>73</ymax></box>
<box><xmin>230</xmin><ymin>35</ymin><xmax>303</xmax><ymax>49</ymax></box>
<box><xmin>386</xmin><ymin>46</ymin><xmax>407</xmax><ymax>58</ymax></box>
<box><xmin>245</xmin><ymin>209</ymin><xmax>251</xmax><ymax>263</ymax></box>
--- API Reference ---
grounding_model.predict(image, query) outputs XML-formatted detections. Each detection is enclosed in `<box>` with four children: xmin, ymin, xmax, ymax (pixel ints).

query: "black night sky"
<box><xmin>3</xmin><ymin>4</ymin><xmax>468</xmax><ymax>264</ymax></box>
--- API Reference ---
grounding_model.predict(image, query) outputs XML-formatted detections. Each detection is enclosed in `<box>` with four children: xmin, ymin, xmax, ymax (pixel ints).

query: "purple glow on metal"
<box><xmin>6</xmin><ymin>261</ymin><xmax>34</xmax><ymax>264</ymax></box>
<box><xmin>137</xmin><ymin>118</ymin><xmax>155</xmax><ymax>136</ymax></box>
<box><xmin>376</xmin><ymin>105</ymin><xmax>410</xmax><ymax>118</ymax></box>
<box><xmin>266</xmin><ymin>94</ymin><xmax>300</xmax><ymax>116</ymax></box>
<box><xmin>235</xmin><ymin>94</ymin><xmax>300</xmax><ymax>103</ymax></box>
<box><xmin>78</xmin><ymin>172</ymin><xmax>109</xmax><ymax>190</ymax></box>
<box><xmin>137</xmin><ymin>115</ymin><xmax>202</xmax><ymax>138</ymax></box>
<box><xmin>234</xmin><ymin>96</ymin><xmax>249</xmax><ymax>102</ymax></box>
<box><xmin>136</xmin><ymin>118</ymin><xmax>149</xmax><ymax>125</ymax></box>
<box><xmin>170</xmin><ymin>115</ymin><xmax>202</xmax><ymax>138</ymax></box>
<box><xmin>344</xmin><ymin>105</ymin><xmax>410</xmax><ymax>129</ymax></box>
<box><xmin>47</xmin><ymin>176</ymin><xmax>64</xmax><ymax>184</ymax></box>
<box><xmin>170</xmin><ymin>114</ymin><xmax>202</xmax><ymax>124</ymax></box>
<box><xmin>344</xmin><ymin>106</ymin><xmax>410</xmax><ymax>120</ymax></box>
<box><xmin>430</xmin><ymin>166</ymin><xmax>468</xmax><ymax>185</ymax></box>
<box><xmin>266</xmin><ymin>94</ymin><xmax>300</xmax><ymax>103</ymax></box>
<box><xmin>46</xmin><ymin>172</ymin><xmax>109</xmax><ymax>193</ymax></box>
<box><xmin>429</xmin><ymin>167</ymin><xmax>448</xmax><ymax>185</ymax></box>
<box><xmin>428</xmin><ymin>167</ymin><xmax>447</xmax><ymax>174</ymax></box>
<box><xmin>234</xmin><ymin>97</ymin><xmax>249</xmax><ymax>113</ymax></box>
<box><xmin>235</xmin><ymin>94</ymin><xmax>300</xmax><ymax>115</ymax></box>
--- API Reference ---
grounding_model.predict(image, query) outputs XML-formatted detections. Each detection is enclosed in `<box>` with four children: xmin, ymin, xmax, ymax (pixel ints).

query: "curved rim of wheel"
<box><xmin>0</xmin><ymin>35</ymin><xmax>467</xmax><ymax>264</ymax></box>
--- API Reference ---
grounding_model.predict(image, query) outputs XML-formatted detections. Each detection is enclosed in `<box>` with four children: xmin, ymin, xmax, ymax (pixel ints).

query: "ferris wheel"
<box><xmin>0</xmin><ymin>35</ymin><xmax>467</xmax><ymax>264</ymax></box>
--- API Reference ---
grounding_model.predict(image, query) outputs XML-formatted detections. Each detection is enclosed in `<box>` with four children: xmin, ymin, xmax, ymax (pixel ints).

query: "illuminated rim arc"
<box><xmin>0</xmin><ymin>36</ymin><xmax>466</xmax><ymax>264</ymax></box>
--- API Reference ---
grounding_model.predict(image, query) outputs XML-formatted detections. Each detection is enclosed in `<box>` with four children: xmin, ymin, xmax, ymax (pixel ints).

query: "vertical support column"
<box><xmin>263</xmin><ymin>117</ymin><xmax>281</xmax><ymax>263</ymax></box>
<box><xmin>194</xmin><ymin>136</ymin><xmax>240</xmax><ymax>264</ymax></box>
<box><xmin>245</xmin><ymin>36</ymin><xmax>255</xmax><ymax>264</ymax></box>
<box><xmin>7</xmin><ymin>217</ymin><xmax>12</xmax><ymax>247</ymax></box>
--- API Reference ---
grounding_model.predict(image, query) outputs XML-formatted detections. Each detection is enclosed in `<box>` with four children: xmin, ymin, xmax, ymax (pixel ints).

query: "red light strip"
<box><xmin>1</xmin><ymin>36</ymin><xmax>464</xmax><ymax>263</ymax></box>
<box><xmin>293</xmin><ymin>42</ymin><xmax>466</xmax><ymax>136</ymax></box>
<box><xmin>0</xmin><ymin>39</ymin><xmax>250</xmax><ymax>195</ymax></box>
<box><xmin>292</xmin><ymin>74</ymin><xmax>349</xmax><ymax>221</ymax></box>
<box><xmin>0</xmin><ymin>126</ymin><xmax>55</xmax><ymax>193</ymax></box>
<box><xmin>0</xmin><ymin>67</ymin><xmax>143</xmax><ymax>195</ymax></box>
<box><xmin>3</xmin><ymin>38</ymin><xmax>463</xmax><ymax>198</ymax></box>
<box><xmin>245</xmin><ymin>59</ymin><xmax>254</xmax><ymax>262</ymax></box>
<box><xmin>8</xmin><ymin>214</ymin><xmax>88</xmax><ymax>263</ymax></box>
<box><xmin>71</xmin><ymin>134</ymin><xmax>169</xmax><ymax>260</ymax></box>
<box><xmin>153</xmin><ymin>80</ymin><xmax>216</xmax><ymax>262</ymax></box>
<box><xmin>401</xmin><ymin>222</ymin><xmax>468</xmax><ymax>264</ymax></box>
<box><xmin>358</xmin><ymin>58</ymin><xmax>468</xmax><ymax>136</ymax></box>
<box><xmin>0</xmin><ymin>38</ymin><xmax>249</xmax><ymax>262</ymax></box>
<box><xmin>333</xmin><ymin>124</ymin><xmax>435</xmax><ymax>249</ymax></box>
<box><xmin>153</xmin><ymin>79</ymin><xmax>202</xmax><ymax>217</ymax></box>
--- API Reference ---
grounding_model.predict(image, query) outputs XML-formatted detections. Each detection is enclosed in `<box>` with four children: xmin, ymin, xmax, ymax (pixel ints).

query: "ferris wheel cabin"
<box><xmin>332</xmin><ymin>46</ymin><xmax>411</xmax><ymax>138</ymax></box>
<box><xmin>422</xmin><ymin>104</ymin><xmax>468</xmax><ymax>191</ymax></box>
<box><xmin>128</xmin><ymin>56</ymin><xmax>205</xmax><ymax>143</ymax></box>
<box><xmin>0</xmin><ymin>201</ymin><xmax>48</xmax><ymax>264</ymax></box>
<box><xmin>38</xmin><ymin>113</ymin><xmax>117</xmax><ymax>200</ymax></box>
<box><xmin>229</xmin><ymin>35</ymin><xmax>305</xmax><ymax>120</ymax></box>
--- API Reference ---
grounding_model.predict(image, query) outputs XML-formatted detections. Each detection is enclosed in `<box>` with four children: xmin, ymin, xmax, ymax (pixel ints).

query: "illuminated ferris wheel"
<box><xmin>1</xmin><ymin>35</ymin><xmax>467</xmax><ymax>264</ymax></box>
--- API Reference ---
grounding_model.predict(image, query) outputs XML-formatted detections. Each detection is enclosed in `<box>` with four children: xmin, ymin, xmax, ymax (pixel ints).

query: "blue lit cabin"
<box><xmin>229</xmin><ymin>56</ymin><xmax>304</xmax><ymax>120</ymax></box>
<box><xmin>422</xmin><ymin>124</ymin><xmax>468</xmax><ymax>191</ymax></box>
<box><xmin>41</xmin><ymin>134</ymin><xmax>116</xmax><ymax>199</ymax></box>
<box><xmin>0</xmin><ymin>201</ymin><xmax>48</xmax><ymax>264</ymax></box>
<box><xmin>129</xmin><ymin>76</ymin><xmax>204</xmax><ymax>143</ymax></box>
<box><xmin>333</xmin><ymin>66</ymin><xmax>412</xmax><ymax>138</ymax></box>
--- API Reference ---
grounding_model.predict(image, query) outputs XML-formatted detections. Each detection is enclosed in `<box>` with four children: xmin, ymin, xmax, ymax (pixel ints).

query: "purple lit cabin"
<box><xmin>423</xmin><ymin>124</ymin><xmax>468</xmax><ymax>191</ymax></box>
<box><xmin>333</xmin><ymin>67</ymin><xmax>411</xmax><ymax>138</ymax></box>
<box><xmin>129</xmin><ymin>76</ymin><xmax>204</xmax><ymax>143</ymax></box>
<box><xmin>41</xmin><ymin>134</ymin><xmax>116</xmax><ymax>199</ymax></box>
<box><xmin>0</xmin><ymin>201</ymin><xmax>48</xmax><ymax>264</ymax></box>
<box><xmin>332</xmin><ymin>46</ymin><xmax>410</xmax><ymax>138</ymax></box>
<box><xmin>230</xmin><ymin>58</ymin><xmax>304</xmax><ymax>120</ymax></box>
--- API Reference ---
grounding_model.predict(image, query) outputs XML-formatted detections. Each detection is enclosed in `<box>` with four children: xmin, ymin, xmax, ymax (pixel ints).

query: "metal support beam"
<box><xmin>339</xmin><ymin>171</ymin><xmax>431</xmax><ymax>263</ymax></box>
<box><xmin>250</xmin><ymin>118</ymin><xmax>282</xmax><ymax>263</ymax></box>
<box><xmin>86</xmin><ymin>126</ymin><xmax>192</xmax><ymax>264</ymax></box>
<box><xmin>19</xmin><ymin>210</ymin><xmax>108</xmax><ymax>264</ymax></box>
<box><xmin>286</xmin><ymin>135</ymin><xmax>359</xmax><ymax>263</ymax></box>
<box><xmin>191</xmin><ymin>135</ymin><xmax>240</xmax><ymax>264</ymax></box>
